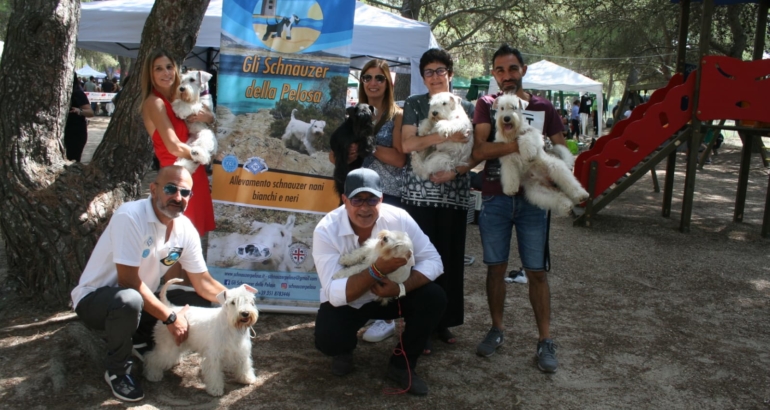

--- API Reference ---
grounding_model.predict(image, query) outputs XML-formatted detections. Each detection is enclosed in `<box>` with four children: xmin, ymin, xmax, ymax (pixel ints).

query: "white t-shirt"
<box><xmin>71</xmin><ymin>197</ymin><xmax>208</xmax><ymax>308</ymax></box>
<box><xmin>313</xmin><ymin>203</ymin><xmax>443</xmax><ymax>309</ymax></box>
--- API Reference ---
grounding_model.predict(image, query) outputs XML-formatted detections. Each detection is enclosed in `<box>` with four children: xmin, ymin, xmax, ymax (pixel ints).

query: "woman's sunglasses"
<box><xmin>361</xmin><ymin>74</ymin><xmax>387</xmax><ymax>84</ymax></box>
<box><xmin>163</xmin><ymin>183</ymin><xmax>193</xmax><ymax>198</ymax></box>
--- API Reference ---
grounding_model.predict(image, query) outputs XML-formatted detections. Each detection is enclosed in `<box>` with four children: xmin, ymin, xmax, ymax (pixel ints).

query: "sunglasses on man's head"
<box><xmin>349</xmin><ymin>196</ymin><xmax>380</xmax><ymax>207</ymax></box>
<box><xmin>423</xmin><ymin>67</ymin><xmax>448</xmax><ymax>78</ymax></box>
<box><xmin>163</xmin><ymin>183</ymin><xmax>192</xmax><ymax>198</ymax></box>
<box><xmin>361</xmin><ymin>74</ymin><xmax>387</xmax><ymax>84</ymax></box>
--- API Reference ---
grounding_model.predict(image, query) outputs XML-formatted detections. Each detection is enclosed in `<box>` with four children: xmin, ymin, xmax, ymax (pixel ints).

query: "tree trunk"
<box><xmin>117</xmin><ymin>55</ymin><xmax>134</xmax><ymax>81</ymax></box>
<box><xmin>0</xmin><ymin>0</ymin><xmax>210</xmax><ymax>306</ymax></box>
<box><xmin>394</xmin><ymin>0</ymin><xmax>425</xmax><ymax>101</ymax></box>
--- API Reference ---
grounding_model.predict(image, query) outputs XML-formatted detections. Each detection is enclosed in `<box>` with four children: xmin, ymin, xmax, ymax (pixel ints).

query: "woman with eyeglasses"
<box><xmin>141</xmin><ymin>49</ymin><xmax>216</xmax><ymax>236</ymax></box>
<box><xmin>399</xmin><ymin>48</ymin><xmax>477</xmax><ymax>354</ymax></box>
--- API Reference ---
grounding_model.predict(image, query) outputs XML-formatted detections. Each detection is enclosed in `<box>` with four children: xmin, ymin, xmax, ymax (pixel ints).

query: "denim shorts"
<box><xmin>478</xmin><ymin>194</ymin><xmax>550</xmax><ymax>271</ymax></box>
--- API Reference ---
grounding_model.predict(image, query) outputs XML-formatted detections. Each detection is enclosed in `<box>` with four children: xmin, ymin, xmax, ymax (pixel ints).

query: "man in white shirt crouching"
<box><xmin>71</xmin><ymin>165</ymin><xmax>227</xmax><ymax>402</ymax></box>
<box><xmin>313</xmin><ymin>168</ymin><xmax>445</xmax><ymax>396</ymax></box>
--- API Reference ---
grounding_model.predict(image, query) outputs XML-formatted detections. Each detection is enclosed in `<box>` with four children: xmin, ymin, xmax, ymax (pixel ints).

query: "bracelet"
<box><xmin>368</xmin><ymin>265</ymin><xmax>384</xmax><ymax>281</ymax></box>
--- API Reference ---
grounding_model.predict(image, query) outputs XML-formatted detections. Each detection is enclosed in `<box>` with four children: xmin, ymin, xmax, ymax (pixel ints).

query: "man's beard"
<box><xmin>498</xmin><ymin>79</ymin><xmax>520</xmax><ymax>94</ymax></box>
<box><xmin>156</xmin><ymin>197</ymin><xmax>185</xmax><ymax>219</ymax></box>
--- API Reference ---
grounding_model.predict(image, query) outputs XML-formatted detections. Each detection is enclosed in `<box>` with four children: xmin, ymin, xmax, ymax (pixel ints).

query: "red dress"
<box><xmin>151</xmin><ymin>89</ymin><xmax>216</xmax><ymax>236</ymax></box>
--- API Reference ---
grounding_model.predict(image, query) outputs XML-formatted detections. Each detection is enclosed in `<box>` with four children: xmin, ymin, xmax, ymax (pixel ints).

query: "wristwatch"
<box><xmin>397</xmin><ymin>283</ymin><xmax>406</xmax><ymax>299</ymax></box>
<box><xmin>162</xmin><ymin>311</ymin><xmax>177</xmax><ymax>325</ymax></box>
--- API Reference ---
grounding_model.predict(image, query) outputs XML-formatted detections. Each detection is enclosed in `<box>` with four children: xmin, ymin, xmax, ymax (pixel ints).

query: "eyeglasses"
<box><xmin>349</xmin><ymin>196</ymin><xmax>381</xmax><ymax>207</ymax></box>
<box><xmin>163</xmin><ymin>183</ymin><xmax>192</xmax><ymax>198</ymax></box>
<box><xmin>423</xmin><ymin>67</ymin><xmax>448</xmax><ymax>78</ymax></box>
<box><xmin>361</xmin><ymin>74</ymin><xmax>386</xmax><ymax>84</ymax></box>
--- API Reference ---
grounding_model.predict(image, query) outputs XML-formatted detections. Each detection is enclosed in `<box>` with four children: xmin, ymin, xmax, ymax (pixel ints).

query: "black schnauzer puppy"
<box><xmin>330</xmin><ymin>104</ymin><xmax>377</xmax><ymax>195</ymax></box>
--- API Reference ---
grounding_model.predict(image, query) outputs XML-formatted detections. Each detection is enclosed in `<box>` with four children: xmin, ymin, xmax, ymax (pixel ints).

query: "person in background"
<box><xmin>570</xmin><ymin>99</ymin><xmax>580</xmax><ymax>139</ymax></box>
<box><xmin>399</xmin><ymin>48</ymin><xmax>477</xmax><ymax>354</ymax></box>
<box><xmin>64</xmin><ymin>72</ymin><xmax>95</xmax><ymax>162</ymax></box>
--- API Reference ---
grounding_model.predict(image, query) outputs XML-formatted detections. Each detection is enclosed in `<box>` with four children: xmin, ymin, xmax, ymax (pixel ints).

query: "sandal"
<box><xmin>437</xmin><ymin>327</ymin><xmax>457</xmax><ymax>344</ymax></box>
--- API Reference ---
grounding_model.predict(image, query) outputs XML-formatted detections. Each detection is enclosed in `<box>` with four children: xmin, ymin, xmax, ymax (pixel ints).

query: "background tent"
<box><xmin>465</xmin><ymin>75</ymin><xmax>493</xmax><ymax>101</ymax></box>
<box><xmin>489</xmin><ymin>60</ymin><xmax>604</xmax><ymax>135</ymax></box>
<box><xmin>75</xmin><ymin>64</ymin><xmax>107</xmax><ymax>79</ymax></box>
<box><xmin>76</xmin><ymin>0</ymin><xmax>438</xmax><ymax>95</ymax></box>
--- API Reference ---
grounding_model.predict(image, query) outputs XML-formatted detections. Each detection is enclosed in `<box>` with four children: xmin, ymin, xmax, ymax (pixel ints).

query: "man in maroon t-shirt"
<box><xmin>470</xmin><ymin>44</ymin><xmax>567</xmax><ymax>373</ymax></box>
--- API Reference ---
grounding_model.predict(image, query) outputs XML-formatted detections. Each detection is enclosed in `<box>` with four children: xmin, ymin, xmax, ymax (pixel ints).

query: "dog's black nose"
<box><xmin>503</xmin><ymin>116</ymin><xmax>511</xmax><ymax>122</ymax></box>
<box><xmin>240</xmin><ymin>311</ymin><xmax>250</xmax><ymax>317</ymax></box>
<box><xmin>179</xmin><ymin>86</ymin><xmax>186</xmax><ymax>92</ymax></box>
<box><xmin>432</xmin><ymin>111</ymin><xmax>438</xmax><ymax>116</ymax></box>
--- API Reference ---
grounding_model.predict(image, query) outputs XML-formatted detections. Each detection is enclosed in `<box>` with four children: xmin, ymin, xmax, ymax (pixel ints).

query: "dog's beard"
<box><xmin>235</xmin><ymin>311</ymin><xmax>258</xmax><ymax>328</ymax></box>
<box><xmin>178</xmin><ymin>86</ymin><xmax>198</xmax><ymax>103</ymax></box>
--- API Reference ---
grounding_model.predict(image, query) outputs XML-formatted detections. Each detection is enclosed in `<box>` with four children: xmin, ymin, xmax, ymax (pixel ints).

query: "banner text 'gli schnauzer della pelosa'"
<box><xmin>210</xmin><ymin>0</ymin><xmax>354</xmax><ymax>313</ymax></box>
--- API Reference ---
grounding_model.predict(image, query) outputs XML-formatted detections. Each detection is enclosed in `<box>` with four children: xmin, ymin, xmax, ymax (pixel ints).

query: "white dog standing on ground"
<box><xmin>333</xmin><ymin>230</ymin><xmax>414</xmax><ymax>305</ymax></box>
<box><xmin>281</xmin><ymin>109</ymin><xmax>326</xmax><ymax>155</ymax></box>
<box><xmin>143</xmin><ymin>278</ymin><xmax>259</xmax><ymax>396</ymax></box>
<box><xmin>411</xmin><ymin>92</ymin><xmax>474</xmax><ymax>180</ymax></box>
<box><xmin>171</xmin><ymin>70</ymin><xmax>217</xmax><ymax>174</ymax></box>
<box><xmin>493</xmin><ymin>94</ymin><xmax>588</xmax><ymax>216</ymax></box>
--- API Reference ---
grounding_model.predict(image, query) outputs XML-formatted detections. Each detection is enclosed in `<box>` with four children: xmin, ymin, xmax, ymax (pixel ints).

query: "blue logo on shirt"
<box><xmin>222</xmin><ymin>155</ymin><xmax>239</xmax><ymax>173</ymax></box>
<box><xmin>142</xmin><ymin>249</ymin><xmax>150</xmax><ymax>258</ymax></box>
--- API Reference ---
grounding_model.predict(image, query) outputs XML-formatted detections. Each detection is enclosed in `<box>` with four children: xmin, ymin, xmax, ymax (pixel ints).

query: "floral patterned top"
<box><xmin>362</xmin><ymin>119</ymin><xmax>403</xmax><ymax>197</ymax></box>
<box><xmin>401</xmin><ymin>93</ymin><xmax>474</xmax><ymax>210</ymax></box>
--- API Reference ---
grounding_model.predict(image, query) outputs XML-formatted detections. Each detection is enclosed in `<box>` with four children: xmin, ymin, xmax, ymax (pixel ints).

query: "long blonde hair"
<box><xmin>140</xmin><ymin>49</ymin><xmax>181</xmax><ymax>104</ymax></box>
<box><xmin>358</xmin><ymin>59</ymin><xmax>400</xmax><ymax>132</ymax></box>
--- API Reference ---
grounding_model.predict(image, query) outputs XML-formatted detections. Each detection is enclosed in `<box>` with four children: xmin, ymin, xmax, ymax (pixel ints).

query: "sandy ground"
<box><xmin>1</xmin><ymin>120</ymin><xmax>769</xmax><ymax>409</ymax></box>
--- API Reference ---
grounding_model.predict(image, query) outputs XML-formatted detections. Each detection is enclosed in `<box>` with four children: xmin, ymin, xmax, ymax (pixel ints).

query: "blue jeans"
<box><xmin>478</xmin><ymin>194</ymin><xmax>550</xmax><ymax>271</ymax></box>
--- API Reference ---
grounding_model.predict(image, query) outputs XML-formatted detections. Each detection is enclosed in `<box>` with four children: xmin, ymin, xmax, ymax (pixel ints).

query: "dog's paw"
<box><xmin>205</xmin><ymin>384</ymin><xmax>225</xmax><ymax>397</ymax></box>
<box><xmin>144</xmin><ymin>367</ymin><xmax>164</xmax><ymax>382</ymax></box>
<box><xmin>237</xmin><ymin>371</ymin><xmax>258</xmax><ymax>385</ymax></box>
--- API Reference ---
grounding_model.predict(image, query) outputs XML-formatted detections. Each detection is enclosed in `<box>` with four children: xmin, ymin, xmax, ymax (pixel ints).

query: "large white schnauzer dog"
<box><xmin>281</xmin><ymin>109</ymin><xmax>327</xmax><ymax>155</ymax></box>
<box><xmin>411</xmin><ymin>92</ymin><xmax>474</xmax><ymax>180</ymax></box>
<box><xmin>143</xmin><ymin>279</ymin><xmax>259</xmax><ymax>396</ymax></box>
<box><xmin>333</xmin><ymin>230</ymin><xmax>414</xmax><ymax>305</ymax></box>
<box><xmin>493</xmin><ymin>94</ymin><xmax>589</xmax><ymax>216</ymax></box>
<box><xmin>172</xmin><ymin>70</ymin><xmax>217</xmax><ymax>174</ymax></box>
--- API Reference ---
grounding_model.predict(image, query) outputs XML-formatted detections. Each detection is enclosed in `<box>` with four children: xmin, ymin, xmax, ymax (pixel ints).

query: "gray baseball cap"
<box><xmin>344</xmin><ymin>168</ymin><xmax>383</xmax><ymax>198</ymax></box>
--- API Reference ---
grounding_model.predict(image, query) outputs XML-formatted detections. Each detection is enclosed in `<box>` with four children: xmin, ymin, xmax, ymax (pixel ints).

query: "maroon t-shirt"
<box><xmin>473</xmin><ymin>92</ymin><xmax>564</xmax><ymax>196</ymax></box>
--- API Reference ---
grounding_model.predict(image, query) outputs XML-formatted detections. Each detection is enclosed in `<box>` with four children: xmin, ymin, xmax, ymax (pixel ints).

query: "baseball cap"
<box><xmin>344</xmin><ymin>168</ymin><xmax>383</xmax><ymax>198</ymax></box>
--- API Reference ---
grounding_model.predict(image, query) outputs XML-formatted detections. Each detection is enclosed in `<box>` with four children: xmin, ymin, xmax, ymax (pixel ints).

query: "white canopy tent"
<box><xmin>75</xmin><ymin>64</ymin><xmax>107</xmax><ymax>79</ymax></box>
<box><xmin>77</xmin><ymin>0</ymin><xmax>438</xmax><ymax>95</ymax></box>
<box><xmin>490</xmin><ymin>60</ymin><xmax>604</xmax><ymax>136</ymax></box>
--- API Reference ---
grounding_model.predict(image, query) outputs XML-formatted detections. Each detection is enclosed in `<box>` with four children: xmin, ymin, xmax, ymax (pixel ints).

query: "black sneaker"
<box><xmin>331</xmin><ymin>353</ymin><xmax>353</xmax><ymax>376</ymax></box>
<box><xmin>536</xmin><ymin>339</ymin><xmax>558</xmax><ymax>373</ymax></box>
<box><xmin>476</xmin><ymin>327</ymin><xmax>505</xmax><ymax>357</ymax></box>
<box><xmin>104</xmin><ymin>366</ymin><xmax>144</xmax><ymax>402</ymax></box>
<box><xmin>505</xmin><ymin>267</ymin><xmax>528</xmax><ymax>284</ymax></box>
<box><xmin>386</xmin><ymin>363</ymin><xmax>428</xmax><ymax>396</ymax></box>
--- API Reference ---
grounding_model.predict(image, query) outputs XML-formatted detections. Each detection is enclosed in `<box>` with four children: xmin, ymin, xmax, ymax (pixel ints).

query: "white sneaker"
<box><xmin>505</xmin><ymin>268</ymin><xmax>528</xmax><ymax>284</ymax></box>
<box><xmin>362</xmin><ymin>320</ymin><xmax>395</xmax><ymax>342</ymax></box>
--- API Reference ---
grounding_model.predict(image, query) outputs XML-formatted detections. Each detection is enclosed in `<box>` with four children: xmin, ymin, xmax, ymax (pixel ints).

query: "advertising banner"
<box><xmin>211</xmin><ymin>0</ymin><xmax>355</xmax><ymax>312</ymax></box>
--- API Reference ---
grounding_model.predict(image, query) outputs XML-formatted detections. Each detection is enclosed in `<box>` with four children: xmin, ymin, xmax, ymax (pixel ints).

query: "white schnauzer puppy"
<box><xmin>333</xmin><ymin>230</ymin><xmax>414</xmax><ymax>305</ymax></box>
<box><xmin>411</xmin><ymin>92</ymin><xmax>474</xmax><ymax>180</ymax></box>
<box><xmin>171</xmin><ymin>70</ymin><xmax>217</xmax><ymax>174</ymax></box>
<box><xmin>281</xmin><ymin>108</ymin><xmax>327</xmax><ymax>155</ymax></box>
<box><xmin>493</xmin><ymin>94</ymin><xmax>589</xmax><ymax>216</ymax></box>
<box><xmin>143</xmin><ymin>278</ymin><xmax>259</xmax><ymax>397</ymax></box>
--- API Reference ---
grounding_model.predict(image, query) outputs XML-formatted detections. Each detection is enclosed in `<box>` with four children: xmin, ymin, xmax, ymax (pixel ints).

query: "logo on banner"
<box><xmin>243</xmin><ymin>157</ymin><xmax>268</xmax><ymax>175</ymax></box>
<box><xmin>222</xmin><ymin>155</ymin><xmax>239</xmax><ymax>173</ymax></box>
<box><xmin>281</xmin><ymin>283</ymin><xmax>288</xmax><ymax>289</ymax></box>
<box><xmin>289</xmin><ymin>242</ymin><xmax>308</xmax><ymax>264</ymax></box>
<box><xmin>253</xmin><ymin>1</ymin><xmax>324</xmax><ymax>53</ymax></box>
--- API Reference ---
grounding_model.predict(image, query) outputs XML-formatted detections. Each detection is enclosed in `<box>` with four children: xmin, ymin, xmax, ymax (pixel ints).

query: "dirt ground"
<box><xmin>1</xmin><ymin>122</ymin><xmax>769</xmax><ymax>409</ymax></box>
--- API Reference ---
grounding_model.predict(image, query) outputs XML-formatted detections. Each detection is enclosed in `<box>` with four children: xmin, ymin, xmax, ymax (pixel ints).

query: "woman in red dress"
<box><xmin>140</xmin><ymin>49</ymin><xmax>215</xmax><ymax>236</ymax></box>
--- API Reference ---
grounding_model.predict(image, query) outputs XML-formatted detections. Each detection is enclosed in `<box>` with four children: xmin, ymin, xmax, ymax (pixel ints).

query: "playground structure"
<box><xmin>573</xmin><ymin>0</ymin><xmax>770</xmax><ymax>237</ymax></box>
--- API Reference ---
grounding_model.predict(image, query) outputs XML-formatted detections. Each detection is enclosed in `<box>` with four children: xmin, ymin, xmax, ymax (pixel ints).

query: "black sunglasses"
<box><xmin>163</xmin><ymin>183</ymin><xmax>192</xmax><ymax>198</ymax></box>
<box><xmin>349</xmin><ymin>196</ymin><xmax>381</xmax><ymax>207</ymax></box>
<box><xmin>361</xmin><ymin>74</ymin><xmax>387</xmax><ymax>84</ymax></box>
